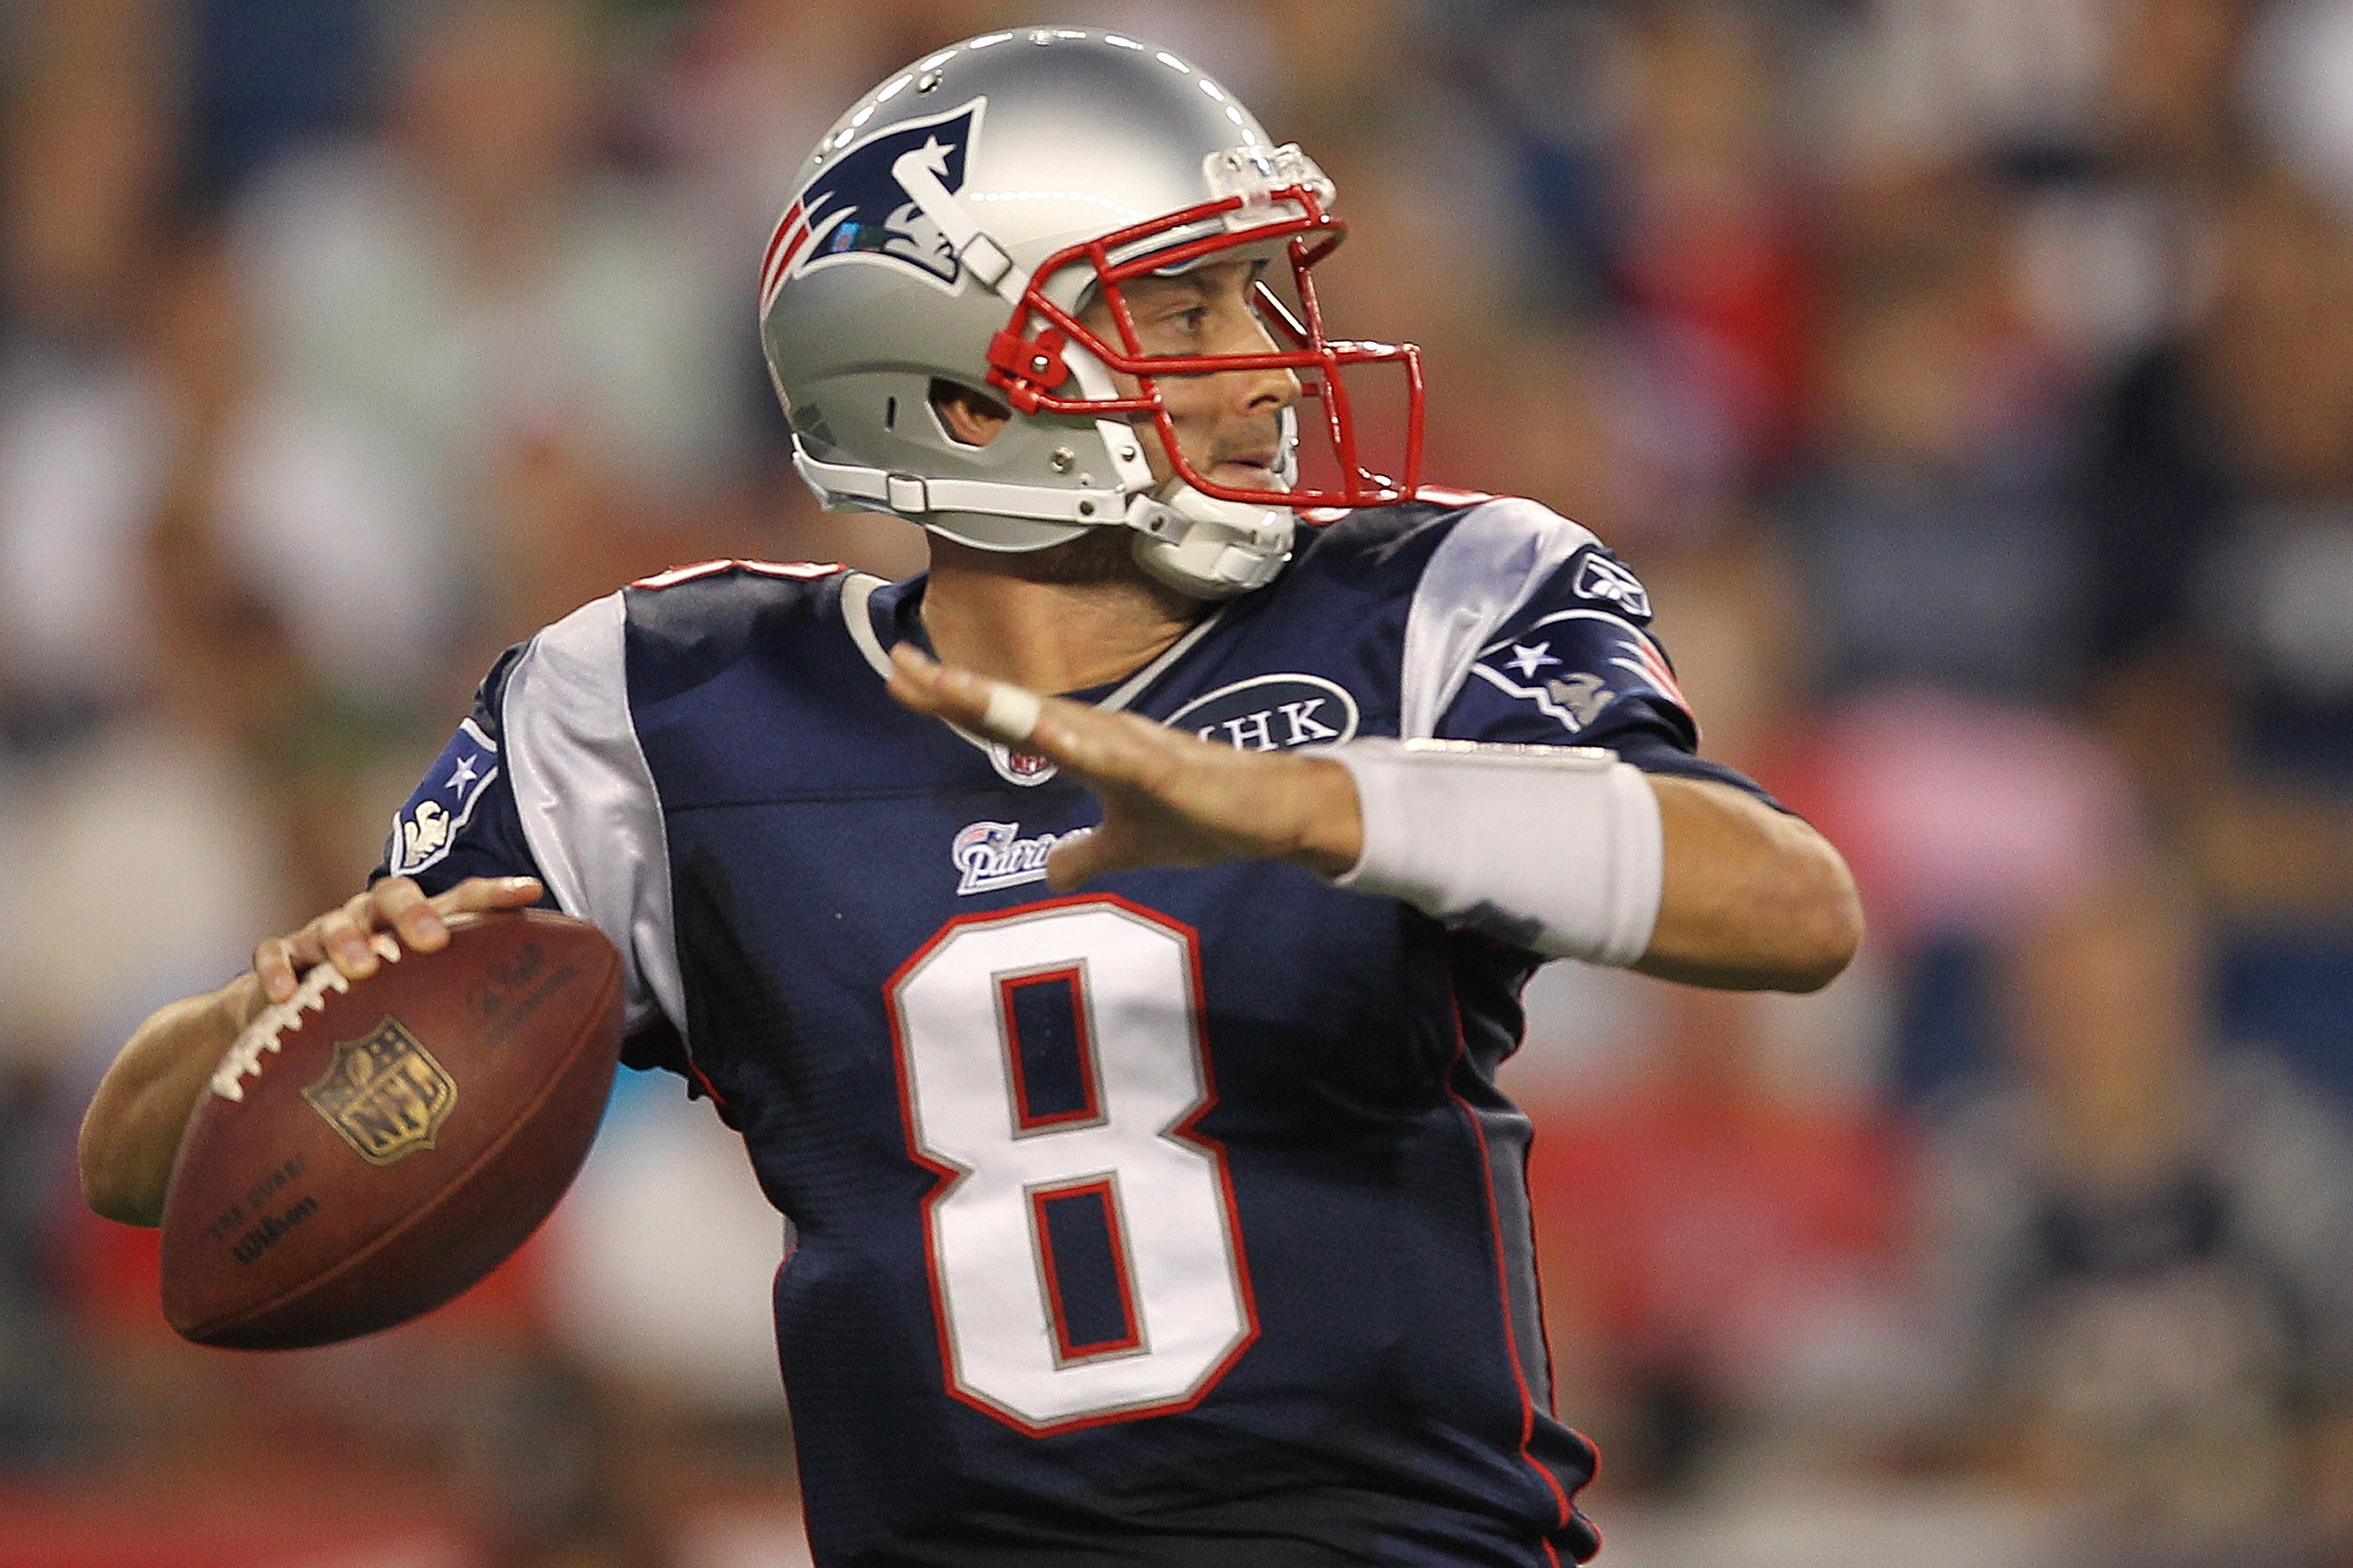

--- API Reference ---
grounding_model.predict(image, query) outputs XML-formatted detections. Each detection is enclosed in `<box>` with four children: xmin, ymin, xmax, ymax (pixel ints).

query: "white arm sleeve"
<box><xmin>1317</xmin><ymin>738</ymin><xmax>1664</xmax><ymax>966</ymax></box>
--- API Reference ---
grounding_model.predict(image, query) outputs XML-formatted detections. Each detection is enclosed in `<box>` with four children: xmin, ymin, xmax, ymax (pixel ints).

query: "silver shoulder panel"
<box><xmin>500</xmin><ymin>591</ymin><xmax>686</xmax><ymax>1042</ymax></box>
<box><xmin>1398</xmin><ymin>498</ymin><xmax>1599</xmax><ymax>739</ymax></box>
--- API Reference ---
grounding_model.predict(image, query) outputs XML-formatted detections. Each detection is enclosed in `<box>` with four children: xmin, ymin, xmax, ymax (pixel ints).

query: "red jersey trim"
<box><xmin>1439</xmin><ymin>945</ymin><xmax>1577</xmax><ymax>1544</ymax></box>
<box><xmin>631</xmin><ymin>559</ymin><xmax>847</xmax><ymax>590</ymax></box>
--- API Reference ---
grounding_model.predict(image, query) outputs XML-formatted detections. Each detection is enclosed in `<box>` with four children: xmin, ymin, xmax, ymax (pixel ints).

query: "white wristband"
<box><xmin>1316</xmin><ymin>738</ymin><xmax>1664</xmax><ymax>966</ymax></box>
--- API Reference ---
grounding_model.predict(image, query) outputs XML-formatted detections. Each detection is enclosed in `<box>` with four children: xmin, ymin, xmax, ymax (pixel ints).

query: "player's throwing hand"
<box><xmin>251</xmin><ymin>875</ymin><xmax>546</xmax><ymax>1002</ymax></box>
<box><xmin>885</xmin><ymin>644</ymin><xmax>1363</xmax><ymax>890</ymax></box>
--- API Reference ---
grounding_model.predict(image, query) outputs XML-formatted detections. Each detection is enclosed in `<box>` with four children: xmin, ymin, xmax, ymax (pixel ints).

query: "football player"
<box><xmin>83</xmin><ymin>31</ymin><xmax>1860</xmax><ymax>1566</ymax></box>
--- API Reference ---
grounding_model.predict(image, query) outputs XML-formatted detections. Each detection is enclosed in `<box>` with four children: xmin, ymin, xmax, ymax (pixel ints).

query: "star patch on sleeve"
<box><xmin>387</xmin><ymin>718</ymin><xmax>503</xmax><ymax>878</ymax></box>
<box><xmin>1503</xmin><ymin>642</ymin><xmax>1562</xmax><ymax>679</ymax></box>
<box><xmin>1466</xmin><ymin>608</ymin><xmax>1688</xmax><ymax>737</ymax></box>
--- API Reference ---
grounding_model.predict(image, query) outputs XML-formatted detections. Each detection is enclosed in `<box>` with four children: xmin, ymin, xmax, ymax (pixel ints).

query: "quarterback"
<box><xmin>82</xmin><ymin>30</ymin><xmax>1859</xmax><ymax>1567</ymax></box>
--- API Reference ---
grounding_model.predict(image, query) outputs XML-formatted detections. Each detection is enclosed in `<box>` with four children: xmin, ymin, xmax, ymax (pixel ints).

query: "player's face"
<box><xmin>1082</xmin><ymin>259</ymin><xmax>1300</xmax><ymax>493</ymax></box>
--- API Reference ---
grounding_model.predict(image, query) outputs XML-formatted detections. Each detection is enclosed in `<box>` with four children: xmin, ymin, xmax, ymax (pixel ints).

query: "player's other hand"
<box><xmin>886</xmin><ymin>645</ymin><xmax>1363</xmax><ymax>890</ymax></box>
<box><xmin>252</xmin><ymin>876</ymin><xmax>546</xmax><ymax>1003</ymax></box>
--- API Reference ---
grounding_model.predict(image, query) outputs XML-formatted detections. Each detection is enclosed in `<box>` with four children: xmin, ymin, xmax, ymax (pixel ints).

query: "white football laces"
<box><xmin>209</xmin><ymin>933</ymin><xmax>404</xmax><ymax>1102</ymax></box>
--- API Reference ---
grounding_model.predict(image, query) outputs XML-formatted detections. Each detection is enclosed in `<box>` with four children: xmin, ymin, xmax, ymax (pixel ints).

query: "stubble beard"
<box><xmin>998</xmin><ymin>526</ymin><xmax>1147</xmax><ymax>586</ymax></box>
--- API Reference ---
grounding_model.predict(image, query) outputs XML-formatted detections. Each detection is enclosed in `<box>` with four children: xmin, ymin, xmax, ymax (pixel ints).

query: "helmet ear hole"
<box><xmin>929</xmin><ymin>378</ymin><xmax>1012</xmax><ymax>448</ymax></box>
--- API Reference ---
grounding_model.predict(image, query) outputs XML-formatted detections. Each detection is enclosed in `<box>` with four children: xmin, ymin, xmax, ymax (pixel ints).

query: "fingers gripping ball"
<box><xmin>160</xmin><ymin>910</ymin><xmax>625</xmax><ymax>1349</ymax></box>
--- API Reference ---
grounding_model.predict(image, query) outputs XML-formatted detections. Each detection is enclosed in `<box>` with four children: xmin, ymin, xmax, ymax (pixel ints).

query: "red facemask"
<box><xmin>981</xmin><ymin>177</ymin><xmax>1425</xmax><ymax>511</ymax></box>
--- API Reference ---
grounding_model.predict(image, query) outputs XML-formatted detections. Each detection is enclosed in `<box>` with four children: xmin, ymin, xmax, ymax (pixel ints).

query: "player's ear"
<box><xmin>930</xmin><ymin>379</ymin><xmax>1010</xmax><ymax>447</ymax></box>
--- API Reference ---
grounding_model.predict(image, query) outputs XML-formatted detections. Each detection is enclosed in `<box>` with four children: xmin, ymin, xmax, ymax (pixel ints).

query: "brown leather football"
<box><xmin>159</xmin><ymin>908</ymin><xmax>626</xmax><ymax>1349</ymax></box>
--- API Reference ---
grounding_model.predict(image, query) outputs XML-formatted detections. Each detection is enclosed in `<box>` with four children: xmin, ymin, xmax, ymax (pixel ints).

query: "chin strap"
<box><xmin>1064</xmin><ymin>342</ymin><xmax>1294</xmax><ymax>598</ymax></box>
<box><xmin>1126</xmin><ymin>482</ymin><xmax>1294</xmax><ymax>598</ymax></box>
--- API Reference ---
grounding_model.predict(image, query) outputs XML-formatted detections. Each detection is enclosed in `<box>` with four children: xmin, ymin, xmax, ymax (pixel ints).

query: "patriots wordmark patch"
<box><xmin>387</xmin><ymin>719</ymin><xmax>500</xmax><ymax>878</ymax></box>
<box><xmin>954</xmin><ymin>821</ymin><xmax>1094</xmax><ymax>896</ymax></box>
<box><xmin>1165</xmin><ymin>675</ymin><xmax>1361</xmax><ymax>751</ymax></box>
<box><xmin>1572</xmin><ymin>550</ymin><xmax>1652</xmax><ymax>620</ymax></box>
<box><xmin>760</xmin><ymin>99</ymin><xmax>984</xmax><ymax>313</ymax></box>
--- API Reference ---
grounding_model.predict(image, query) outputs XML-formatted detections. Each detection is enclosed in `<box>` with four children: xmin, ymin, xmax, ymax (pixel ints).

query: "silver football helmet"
<box><xmin>758</xmin><ymin>27</ymin><xmax>1424</xmax><ymax>598</ymax></box>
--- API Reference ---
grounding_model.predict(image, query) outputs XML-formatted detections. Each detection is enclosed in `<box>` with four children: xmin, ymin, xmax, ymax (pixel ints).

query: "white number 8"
<box><xmin>888</xmin><ymin>898</ymin><xmax>1257</xmax><ymax>1432</ymax></box>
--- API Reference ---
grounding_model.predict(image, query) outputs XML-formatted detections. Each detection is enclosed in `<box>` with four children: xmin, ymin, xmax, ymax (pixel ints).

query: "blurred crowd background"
<box><xmin>4</xmin><ymin>0</ymin><xmax>2353</xmax><ymax>1565</ymax></box>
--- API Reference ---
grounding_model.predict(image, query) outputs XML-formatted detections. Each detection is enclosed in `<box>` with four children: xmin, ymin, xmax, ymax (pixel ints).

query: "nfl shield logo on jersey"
<box><xmin>987</xmin><ymin>741</ymin><xmax>1058</xmax><ymax>787</ymax></box>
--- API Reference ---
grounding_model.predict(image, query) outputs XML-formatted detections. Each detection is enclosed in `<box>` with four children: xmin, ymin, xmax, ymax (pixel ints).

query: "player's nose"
<box><xmin>1242</xmin><ymin>361</ymin><xmax>1300</xmax><ymax>416</ymax></box>
<box><xmin>1227</xmin><ymin>315</ymin><xmax>1300</xmax><ymax>415</ymax></box>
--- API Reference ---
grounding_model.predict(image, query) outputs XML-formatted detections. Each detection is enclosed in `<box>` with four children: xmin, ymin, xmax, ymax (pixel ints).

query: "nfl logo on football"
<box><xmin>300</xmin><ymin>1018</ymin><xmax>460</xmax><ymax>1166</ymax></box>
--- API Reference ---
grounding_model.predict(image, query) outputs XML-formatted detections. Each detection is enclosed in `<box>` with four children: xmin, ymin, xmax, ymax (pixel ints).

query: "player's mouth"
<box><xmin>1207</xmin><ymin>448</ymin><xmax>1284</xmax><ymax>491</ymax></box>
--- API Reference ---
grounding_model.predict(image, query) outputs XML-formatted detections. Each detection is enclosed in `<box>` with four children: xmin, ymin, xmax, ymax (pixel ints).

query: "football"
<box><xmin>159</xmin><ymin>908</ymin><xmax>626</xmax><ymax>1349</ymax></box>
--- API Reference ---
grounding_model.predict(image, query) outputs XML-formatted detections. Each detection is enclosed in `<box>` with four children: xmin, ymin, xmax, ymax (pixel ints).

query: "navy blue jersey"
<box><xmin>379</xmin><ymin>496</ymin><xmax>1771</xmax><ymax>1566</ymax></box>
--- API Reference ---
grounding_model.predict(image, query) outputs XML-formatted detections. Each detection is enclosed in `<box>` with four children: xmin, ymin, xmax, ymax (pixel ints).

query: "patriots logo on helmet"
<box><xmin>760</xmin><ymin>100</ymin><xmax>985</xmax><ymax>312</ymax></box>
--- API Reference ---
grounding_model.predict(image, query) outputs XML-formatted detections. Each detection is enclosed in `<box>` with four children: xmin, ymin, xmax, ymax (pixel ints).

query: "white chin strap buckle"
<box><xmin>1123</xmin><ymin>483</ymin><xmax>1296</xmax><ymax>598</ymax></box>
